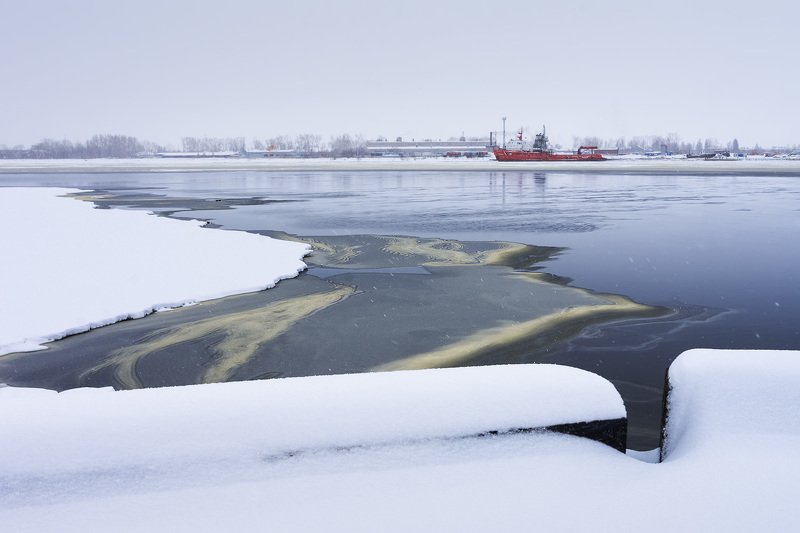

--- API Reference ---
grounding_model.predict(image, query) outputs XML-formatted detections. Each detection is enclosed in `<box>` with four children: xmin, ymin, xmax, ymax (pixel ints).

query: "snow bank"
<box><xmin>0</xmin><ymin>187</ymin><xmax>309</xmax><ymax>355</ymax></box>
<box><xmin>0</xmin><ymin>364</ymin><xmax>624</xmax><ymax>478</ymax></box>
<box><xmin>3</xmin><ymin>351</ymin><xmax>800</xmax><ymax>531</ymax></box>
<box><xmin>662</xmin><ymin>348</ymin><xmax>800</xmax><ymax>461</ymax></box>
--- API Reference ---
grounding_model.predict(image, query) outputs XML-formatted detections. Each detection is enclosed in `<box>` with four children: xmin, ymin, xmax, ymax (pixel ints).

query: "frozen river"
<box><xmin>2</xmin><ymin>165</ymin><xmax>799</xmax><ymax>447</ymax></box>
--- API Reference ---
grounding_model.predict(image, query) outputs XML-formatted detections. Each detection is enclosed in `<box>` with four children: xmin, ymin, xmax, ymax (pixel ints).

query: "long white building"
<box><xmin>365</xmin><ymin>139</ymin><xmax>490</xmax><ymax>157</ymax></box>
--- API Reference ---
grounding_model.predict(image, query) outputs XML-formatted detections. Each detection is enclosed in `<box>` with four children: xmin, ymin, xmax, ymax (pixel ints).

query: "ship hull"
<box><xmin>493</xmin><ymin>148</ymin><xmax>605</xmax><ymax>161</ymax></box>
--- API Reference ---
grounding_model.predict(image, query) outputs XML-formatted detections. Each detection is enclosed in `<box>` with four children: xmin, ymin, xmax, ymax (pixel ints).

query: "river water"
<box><xmin>3</xmin><ymin>168</ymin><xmax>800</xmax><ymax>448</ymax></box>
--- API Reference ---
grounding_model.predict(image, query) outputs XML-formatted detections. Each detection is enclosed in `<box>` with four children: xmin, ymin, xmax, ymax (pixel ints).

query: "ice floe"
<box><xmin>0</xmin><ymin>187</ymin><xmax>309</xmax><ymax>355</ymax></box>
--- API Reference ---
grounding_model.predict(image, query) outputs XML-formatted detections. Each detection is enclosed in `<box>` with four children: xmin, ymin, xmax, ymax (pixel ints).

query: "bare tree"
<box><xmin>295</xmin><ymin>133</ymin><xmax>323</xmax><ymax>154</ymax></box>
<box><xmin>267</xmin><ymin>135</ymin><xmax>294</xmax><ymax>151</ymax></box>
<box><xmin>24</xmin><ymin>134</ymin><xmax>161</xmax><ymax>158</ymax></box>
<box><xmin>180</xmin><ymin>137</ymin><xmax>244</xmax><ymax>153</ymax></box>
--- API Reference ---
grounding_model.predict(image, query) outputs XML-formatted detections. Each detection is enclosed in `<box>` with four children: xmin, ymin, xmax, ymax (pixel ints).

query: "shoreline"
<box><xmin>2</xmin><ymin>157</ymin><xmax>800</xmax><ymax>176</ymax></box>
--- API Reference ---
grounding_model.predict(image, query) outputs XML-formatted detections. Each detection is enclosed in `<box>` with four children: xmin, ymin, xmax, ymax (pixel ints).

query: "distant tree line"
<box><xmin>0</xmin><ymin>135</ymin><xmax>166</xmax><ymax>159</ymax></box>
<box><xmin>0</xmin><ymin>132</ymin><xmax>371</xmax><ymax>159</ymax></box>
<box><xmin>258</xmin><ymin>133</ymin><xmax>366</xmax><ymax>157</ymax></box>
<box><xmin>181</xmin><ymin>137</ymin><xmax>245</xmax><ymax>153</ymax></box>
<box><xmin>570</xmin><ymin>134</ymin><xmax>789</xmax><ymax>154</ymax></box>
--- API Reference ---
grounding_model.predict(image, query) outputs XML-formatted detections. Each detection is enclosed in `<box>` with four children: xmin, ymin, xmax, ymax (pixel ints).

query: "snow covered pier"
<box><xmin>661</xmin><ymin>349</ymin><xmax>800</xmax><ymax>463</ymax></box>
<box><xmin>0</xmin><ymin>364</ymin><xmax>627</xmax><ymax>480</ymax></box>
<box><xmin>2</xmin><ymin>350</ymin><xmax>800</xmax><ymax>531</ymax></box>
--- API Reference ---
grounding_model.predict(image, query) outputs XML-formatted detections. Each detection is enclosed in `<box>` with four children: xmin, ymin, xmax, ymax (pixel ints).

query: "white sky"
<box><xmin>1</xmin><ymin>0</ymin><xmax>797</xmax><ymax>148</ymax></box>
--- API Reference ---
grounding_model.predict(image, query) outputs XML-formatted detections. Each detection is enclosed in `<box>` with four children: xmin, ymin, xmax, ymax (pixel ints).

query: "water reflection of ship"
<box><xmin>533</xmin><ymin>172</ymin><xmax>547</xmax><ymax>196</ymax></box>
<box><xmin>487</xmin><ymin>171</ymin><xmax>547</xmax><ymax>197</ymax></box>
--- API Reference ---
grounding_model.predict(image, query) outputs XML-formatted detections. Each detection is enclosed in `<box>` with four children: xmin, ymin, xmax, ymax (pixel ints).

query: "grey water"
<box><xmin>3</xmin><ymin>169</ymin><xmax>800</xmax><ymax>447</ymax></box>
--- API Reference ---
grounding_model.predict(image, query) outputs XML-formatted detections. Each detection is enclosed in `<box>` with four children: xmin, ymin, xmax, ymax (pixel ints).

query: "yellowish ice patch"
<box><xmin>82</xmin><ymin>285</ymin><xmax>356</xmax><ymax>389</ymax></box>
<box><xmin>380</xmin><ymin>236</ymin><xmax>533</xmax><ymax>266</ymax></box>
<box><xmin>373</xmin><ymin>295</ymin><xmax>660</xmax><ymax>371</ymax></box>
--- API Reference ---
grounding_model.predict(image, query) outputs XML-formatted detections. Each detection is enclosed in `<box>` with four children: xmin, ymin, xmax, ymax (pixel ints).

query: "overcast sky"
<box><xmin>1</xmin><ymin>0</ymin><xmax>797</xmax><ymax>148</ymax></box>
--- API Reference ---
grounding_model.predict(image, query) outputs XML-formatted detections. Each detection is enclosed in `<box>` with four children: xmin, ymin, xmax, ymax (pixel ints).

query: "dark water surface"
<box><xmin>3</xmin><ymin>169</ymin><xmax>800</xmax><ymax>448</ymax></box>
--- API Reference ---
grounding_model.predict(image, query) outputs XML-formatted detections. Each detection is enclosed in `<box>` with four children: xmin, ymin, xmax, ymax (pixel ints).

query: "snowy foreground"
<box><xmin>1</xmin><ymin>350</ymin><xmax>799</xmax><ymax>531</ymax></box>
<box><xmin>0</xmin><ymin>187</ymin><xmax>309</xmax><ymax>355</ymax></box>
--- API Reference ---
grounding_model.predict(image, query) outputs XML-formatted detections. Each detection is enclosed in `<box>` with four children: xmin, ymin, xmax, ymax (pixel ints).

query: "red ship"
<box><xmin>493</xmin><ymin>126</ymin><xmax>605</xmax><ymax>161</ymax></box>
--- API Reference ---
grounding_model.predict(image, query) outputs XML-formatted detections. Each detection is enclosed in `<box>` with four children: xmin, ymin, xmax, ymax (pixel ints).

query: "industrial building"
<box><xmin>365</xmin><ymin>139</ymin><xmax>490</xmax><ymax>158</ymax></box>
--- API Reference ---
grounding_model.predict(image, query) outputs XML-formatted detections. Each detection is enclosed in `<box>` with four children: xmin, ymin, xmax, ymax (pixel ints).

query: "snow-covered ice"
<box><xmin>0</xmin><ymin>187</ymin><xmax>310</xmax><ymax>355</ymax></box>
<box><xmin>1</xmin><ymin>350</ymin><xmax>800</xmax><ymax>531</ymax></box>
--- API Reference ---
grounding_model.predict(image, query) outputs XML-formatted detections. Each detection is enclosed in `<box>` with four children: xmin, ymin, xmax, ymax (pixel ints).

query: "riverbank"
<box><xmin>2</xmin><ymin>157</ymin><xmax>800</xmax><ymax>175</ymax></box>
